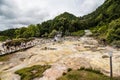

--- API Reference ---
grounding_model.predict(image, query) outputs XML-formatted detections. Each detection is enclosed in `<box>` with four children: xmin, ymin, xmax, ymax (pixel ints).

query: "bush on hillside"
<box><xmin>0</xmin><ymin>36</ymin><xmax>9</xmax><ymax>41</ymax></box>
<box><xmin>111</xmin><ymin>40</ymin><xmax>120</xmax><ymax>48</ymax></box>
<box><xmin>48</xmin><ymin>29</ymin><xmax>57</xmax><ymax>38</ymax></box>
<box><xmin>71</xmin><ymin>30</ymin><xmax>85</xmax><ymax>36</ymax></box>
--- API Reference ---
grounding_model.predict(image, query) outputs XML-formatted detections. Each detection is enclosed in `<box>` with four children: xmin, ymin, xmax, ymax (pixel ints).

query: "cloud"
<box><xmin>0</xmin><ymin>0</ymin><xmax>105</xmax><ymax>31</ymax></box>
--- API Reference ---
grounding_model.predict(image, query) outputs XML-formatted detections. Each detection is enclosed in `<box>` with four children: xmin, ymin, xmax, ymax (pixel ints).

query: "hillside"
<box><xmin>54</xmin><ymin>12</ymin><xmax>79</xmax><ymax>21</ymax></box>
<box><xmin>0</xmin><ymin>0</ymin><xmax>120</xmax><ymax>47</ymax></box>
<box><xmin>0</xmin><ymin>12</ymin><xmax>84</xmax><ymax>39</ymax></box>
<box><xmin>83</xmin><ymin>0</ymin><xmax>120</xmax><ymax>47</ymax></box>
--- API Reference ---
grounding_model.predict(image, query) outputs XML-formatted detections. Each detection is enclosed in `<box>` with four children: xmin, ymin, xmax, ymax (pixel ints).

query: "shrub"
<box><xmin>62</xmin><ymin>72</ymin><xmax>67</xmax><ymax>76</ymax></box>
<box><xmin>42</xmin><ymin>32</ymin><xmax>48</xmax><ymax>37</ymax></box>
<box><xmin>0</xmin><ymin>36</ymin><xmax>9</xmax><ymax>41</ymax></box>
<box><xmin>48</xmin><ymin>30</ymin><xmax>57</xmax><ymax>38</ymax></box>
<box><xmin>111</xmin><ymin>40</ymin><xmax>120</xmax><ymax>48</ymax></box>
<box><xmin>71</xmin><ymin>30</ymin><xmax>85</xmax><ymax>36</ymax></box>
<box><xmin>67</xmin><ymin>68</ymin><xmax>72</xmax><ymax>72</ymax></box>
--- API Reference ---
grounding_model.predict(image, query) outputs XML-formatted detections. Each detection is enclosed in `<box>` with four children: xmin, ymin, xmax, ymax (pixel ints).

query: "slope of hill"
<box><xmin>0</xmin><ymin>0</ymin><xmax>120</xmax><ymax>47</ymax></box>
<box><xmin>0</xmin><ymin>12</ymin><xmax>84</xmax><ymax>39</ymax></box>
<box><xmin>83</xmin><ymin>0</ymin><xmax>120</xmax><ymax>47</ymax></box>
<box><xmin>74</xmin><ymin>0</ymin><xmax>120</xmax><ymax>47</ymax></box>
<box><xmin>54</xmin><ymin>12</ymin><xmax>79</xmax><ymax>21</ymax></box>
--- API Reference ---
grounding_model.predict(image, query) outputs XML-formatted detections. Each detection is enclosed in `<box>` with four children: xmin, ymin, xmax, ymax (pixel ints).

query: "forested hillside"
<box><xmin>0</xmin><ymin>12</ymin><xmax>84</xmax><ymax>39</ymax></box>
<box><xmin>0</xmin><ymin>0</ymin><xmax>120</xmax><ymax>47</ymax></box>
<box><xmin>85</xmin><ymin>0</ymin><xmax>120</xmax><ymax>47</ymax></box>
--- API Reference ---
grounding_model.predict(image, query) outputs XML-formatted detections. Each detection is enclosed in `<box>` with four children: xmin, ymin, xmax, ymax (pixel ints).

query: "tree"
<box><xmin>48</xmin><ymin>29</ymin><xmax>57</xmax><ymax>38</ymax></box>
<box><xmin>15</xmin><ymin>27</ymin><xmax>27</xmax><ymax>38</ymax></box>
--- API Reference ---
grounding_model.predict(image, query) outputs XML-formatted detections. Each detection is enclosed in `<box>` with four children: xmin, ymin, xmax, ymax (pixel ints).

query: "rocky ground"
<box><xmin>0</xmin><ymin>31</ymin><xmax>120</xmax><ymax>80</ymax></box>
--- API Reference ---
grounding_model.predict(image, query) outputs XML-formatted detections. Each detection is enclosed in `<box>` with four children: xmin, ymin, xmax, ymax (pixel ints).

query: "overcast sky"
<box><xmin>0</xmin><ymin>0</ymin><xmax>105</xmax><ymax>31</ymax></box>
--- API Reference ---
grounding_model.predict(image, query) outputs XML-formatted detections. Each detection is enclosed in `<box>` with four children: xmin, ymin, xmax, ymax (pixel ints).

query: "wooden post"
<box><xmin>110</xmin><ymin>56</ymin><xmax>113</xmax><ymax>79</ymax></box>
<box><xmin>106</xmin><ymin>46</ymin><xmax>114</xmax><ymax>79</ymax></box>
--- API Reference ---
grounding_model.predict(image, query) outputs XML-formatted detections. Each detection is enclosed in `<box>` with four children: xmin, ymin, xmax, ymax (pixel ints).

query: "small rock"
<box><xmin>102</xmin><ymin>55</ymin><xmax>109</xmax><ymax>58</ymax></box>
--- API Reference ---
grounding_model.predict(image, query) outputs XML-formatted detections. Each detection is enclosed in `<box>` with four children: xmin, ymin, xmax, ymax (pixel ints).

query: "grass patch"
<box><xmin>15</xmin><ymin>65</ymin><xmax>51</xmax><ymax>80</ymax></box>
<box><xmin>58</xmin><ymin>68</ymin><xmax>120</xmax><ymax>80</ymax></box>
<box><xmin>78</xmin><ymin>67</ymin><xmax>102</xmax><ymax>75</ymax></box>
<box><xmin>0</xmin><ymin>54</ymin><xmax>12</xmax><ymax>61</ymax></box>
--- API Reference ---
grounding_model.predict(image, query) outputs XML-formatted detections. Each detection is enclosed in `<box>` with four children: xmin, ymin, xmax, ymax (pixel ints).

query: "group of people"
<box><xmin>0</xmin><ymin>39</ymin><xmax>38</xmax><ymax>55</ymax></box>
<box><xmin>0</xmin><ymin>38</ymin><xmax>56</xmax><ymax>56</ymax></box>
<box><xmin>0</xmin><ymin>32</ymin><xmax>63</xmax><ymax>56</ymax></box>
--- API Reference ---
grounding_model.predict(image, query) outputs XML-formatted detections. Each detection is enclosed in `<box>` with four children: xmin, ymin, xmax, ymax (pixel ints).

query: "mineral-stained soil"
<box><xmin>0</xmin><ymin>36</ymin><xmax>120</xmax><ymax>80</ymax></box>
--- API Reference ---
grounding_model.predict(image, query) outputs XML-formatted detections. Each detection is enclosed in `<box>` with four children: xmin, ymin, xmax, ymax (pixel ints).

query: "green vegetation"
<box><xmin>0</xmin><ymin>0</ymin><xmax>119</xmax><ymax>47</ymax></box>
<box><xmin>0</xmin><ymin>12</ymin><xmax>85</xmax><ymax>40</ymax></box>
<box><xmin>48</xmin><ymin>29</ymin><xmax>57</xmax><ymax>38</ymax></box>
<box><xmin>0</xmin><ymin>54</ymin><xmax>12</xmax><ymax>61</ymax></box>
<box><xmin>0</xmin><ymin>36</ymin><xmax>9</xmax><ymax>41</ymax></box>
<box><xmin>57</xmin><ymin>68</ymin><xmax>120</xmax><ymax>80</ymax></box>
<box><xmin>85</xmin><ymin>0</ymin><xmax>120</xmax><ymax>47</ymax></box>
<box><xmin>92</xmin><ymin>18</ymin><xmax>120</xmax><ymax>46</ymax></box>
<box><xmin>71</xmin><ymin>30</ymin><xmax>85</xmax><ymax>36</ymax></box>
<box><xmin>15</xmin><ymin>65</ymin><xmax>51</xmax><ymax>80</ymax></box>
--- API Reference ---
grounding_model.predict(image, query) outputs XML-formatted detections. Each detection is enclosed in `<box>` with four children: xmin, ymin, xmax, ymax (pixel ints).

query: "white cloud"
<box><xmin>0</xmin><ymin>0</ymin><xmax>105</xmax><ymax>31</ymax></box>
